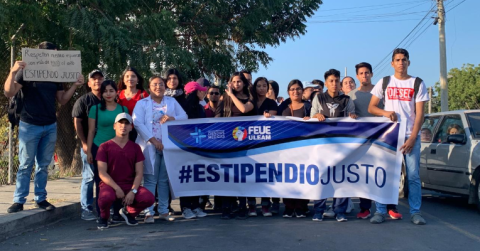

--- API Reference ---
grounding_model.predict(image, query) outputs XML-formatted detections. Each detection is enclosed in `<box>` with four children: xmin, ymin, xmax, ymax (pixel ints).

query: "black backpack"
<box><xmin>7</xmin><ymin>90</ymin><xmax>23</xmax><ymax>129</ymax></box>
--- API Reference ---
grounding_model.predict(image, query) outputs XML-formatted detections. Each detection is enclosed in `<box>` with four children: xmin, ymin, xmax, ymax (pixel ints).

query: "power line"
<box><xmin>446</xmin><ymin>0</ymin><xmax>467</xmax><ymax>12</ymax></box>
<box><xmin>316</xmin><ymin>0</ymin><xmax>429</xmax><ymax>12</ymax></box>
<box><xmin>372</xmin><ymin>3</ymin><xmax>436</xmax><ymax>72</ymax></box>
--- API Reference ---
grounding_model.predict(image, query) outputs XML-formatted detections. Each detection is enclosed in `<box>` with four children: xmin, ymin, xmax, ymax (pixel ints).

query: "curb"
<box><xmin>0</xmin><ymin>202</ymin><xmax>81</xmax><ymax>241</ymax></box>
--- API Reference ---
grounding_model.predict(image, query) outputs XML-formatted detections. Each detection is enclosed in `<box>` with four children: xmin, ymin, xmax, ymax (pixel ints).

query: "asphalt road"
<box><xmin>2</xmin><ymin>196</ymin><xmax>480</xmax><ymax>251</ymax></box>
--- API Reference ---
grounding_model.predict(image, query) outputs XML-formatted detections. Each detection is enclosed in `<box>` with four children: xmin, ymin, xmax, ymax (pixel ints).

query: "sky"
<box><xmin>254</xmin><ymin>0</ymin><xmax>479</xmax><ymax>99</ymax></box>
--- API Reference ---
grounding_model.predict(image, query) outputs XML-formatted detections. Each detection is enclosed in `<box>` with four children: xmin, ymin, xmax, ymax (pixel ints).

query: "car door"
<box><xmin>420</xmin><ymin>115</ymin><xmax>441</xmax><ymax>185</ymax></box>
<box><xmin>427</xmin><ymin>114</ymin><xmax>470</xmax><ymax>189</ymax></box>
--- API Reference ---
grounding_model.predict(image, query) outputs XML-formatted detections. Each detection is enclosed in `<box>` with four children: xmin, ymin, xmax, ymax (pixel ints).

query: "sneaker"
<box><xmin>7</xmin><ymin>203</ymin><xmax>23</xmax><ymax>213</ymax></box>
<box><xmin>205</xmin><ymin>200</ymin><xmax>213</xmax><ymax>209</ymax></box>
<box><xmin>323</xmin><ymin>207</ymin><xmax>335</xmax><ymax>218</ymax></box>
<box><xmin>370</xmin><ymin>212</ymin><xmax>386</xmax><ymax>224</ymax></box>
<box><xmin>388</xmin><ymin>209</ymin><xmax>403</xmax><ymax>220</ymax></box>
<box><xmin>236</xmin><ymin>209</ymin><xmax>247</xmax><ymax>220</ymax></box>
<box><xmin>248</xmin><ymin>206</ymin><xmax>257</xmax><ymax>217</ymax></box>
<box><xmin>283</xmin><ymin>208</ymin><xmax>294</xmax><ymax>218</ymax></box>
<box><xmin>221</xmin><ymin>208</ymin><xmax>231</xmax><ymax>220</ymax></box>
<box><xmin>97</xmin><ymin>218</ymin><xmax>109</xmax><ymax>230</ymax></box>
<box><xmin>81</xmin><ymin>210</ymin><xmax>97</xmax><ymax>221</ymax></box>
<box><xmin>193</xmin><ymin>208</ymin><xmax>207</xmax><ymax>217</ymax></box>
<box><xmin>111</xmin><ymin>214</ymin><xmax>125</xmax><ymax>223</ymax></box>
<box><xmin>35</xmin><ymin>200</ymin><xmax>55</xmax><ymax>211</ymax></box>
<box><xmin>295</xmin><ymin>209</ymin><xmax>306</xmax><ymax>218</ymax></box>
<box><xmin>182</xmin><ymin>208</ymin><xmax>197</xmax><ymax>219</ymax></box>
<box><xmin>119</xmin><ymin>207</ymin><xmax>138</xmax><ymax>226</ymax></box>
<box><xmin>261</xmin><ymin>206</ymin><xmax>272</xmax><ymax>217</ymax></box>
<box><xmin>270</xmin><ymin>202</ymin><xmax>280</xmax><ymax>214</ymax></box>
<box><xmin>336</xmin><ymin>213</ymin><xmax>348</xmax><ymax>222</ymax></box>
<box><xmin>356</xmin><ymin>209</ymin><xmax>371</xmax><ymax>219</ymax></box>
<box><xmin>346</xmin><ymin>198</ymin><xmax>354</xmax><ymax>214</ymax></box>
<box><xmin>144</xmin><ymin>215</ymin><xmax>155</xmax><ymax>224</ymax></box>
<box><xmin>312</xmin><ymin>213</ymin><xmax>323</xmax><ymax>221</ymax></box>
<box><xmin>411</xmin><ymin>213</ymin><xmax>426</xmax><ymax>225</ymax></box>
<box><xmin>168</xmin><ymin>206</ymin><xmax>175</xmax><ymax>215</ymax></box>
<box><xmin>158</xmin><ymin>213</ymin><xmax>175</xmax><ymax>221</ymax></box>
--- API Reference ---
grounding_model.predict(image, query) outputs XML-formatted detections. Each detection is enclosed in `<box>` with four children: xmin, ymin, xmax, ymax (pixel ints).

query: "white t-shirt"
<box><xmin>371</xmin><ymin>75</ymin><xmax>430</xmax><ymax>136</ymax></box>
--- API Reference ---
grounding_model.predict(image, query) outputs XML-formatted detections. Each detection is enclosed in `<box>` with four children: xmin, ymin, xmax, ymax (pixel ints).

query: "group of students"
<box><xmin>5</xmin><ymin>43</ymin><xmax>429</xmax><ymax>229</ymax></box>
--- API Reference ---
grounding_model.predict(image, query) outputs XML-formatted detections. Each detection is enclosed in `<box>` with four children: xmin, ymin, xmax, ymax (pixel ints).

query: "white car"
<box><xmin>398</xmin><ymin>110</ymin><xmax>480</xmax><ymax>210</ymax></box>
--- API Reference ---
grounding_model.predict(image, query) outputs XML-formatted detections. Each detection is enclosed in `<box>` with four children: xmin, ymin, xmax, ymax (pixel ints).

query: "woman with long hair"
<box><xmin>164</xmin><ymin>68</ymin><xmax>186</xmax><ymax>109</ymax></box>
<box><xmin>133</xmin><ymin>76</ymin><xmax>188</xmax><ymax>223</ymax></box>
<box><xmin>277</xmin><ymin>79</ymin><xmax>311</xmax><ymax>218</ymax></box>
<box><xmin>86</xmin><ymin>80</ymin><xmax>128</xmax><ymax>220</ymax></box>
<box><xmin>215</xmin><ymin>72</ymin><xmax>255</xmax><ymax>220</ymax></box>
<box><xmin>248</xmin><ymin>77</ymin><xmax>279</xmax><ymax>217</ymax></box>
<box><xmin>117</xmin><ymin>67</ymin><xmax>149</xmax><ymax>141</ymax></box>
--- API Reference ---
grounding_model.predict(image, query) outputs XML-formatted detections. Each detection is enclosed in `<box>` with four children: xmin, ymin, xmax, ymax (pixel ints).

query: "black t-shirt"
<box><xmin>215</xmin><ymin>97</ymin><xmax>256</xmax><ymax>117</ymax></box>
<box><xmin>256</xmin><ymin>98</ymin><xmax>278</xmax><ymax>115</ymax></box>
<box><xmin>15</xmin><ymin>70</ymin><xmax>63</xmax><ymax>126</ymax></box>
<box><xmin>315</xmin><ymin>92</ymin><xmax>351</xmax><ymax>118</ymax></box>
<box><xmin>281</xmin><ymin>104</ymin><xmax>306</xmax><ymax>118</ymax></box>
<box><xmin>72</xmin><ymin>92</ymin><xmax>101</xmax><ymax>137</ymax></box>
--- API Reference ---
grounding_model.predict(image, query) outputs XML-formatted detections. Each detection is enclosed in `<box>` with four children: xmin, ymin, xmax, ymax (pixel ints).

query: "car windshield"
<box><xmin>466</xmin><ymin>112</ymin><xmax>480</xmax><ymax>138</ymax></box>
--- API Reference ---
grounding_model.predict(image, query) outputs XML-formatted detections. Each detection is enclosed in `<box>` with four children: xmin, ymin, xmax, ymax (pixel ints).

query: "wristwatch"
<box><xmin>131</xmin><ymin>188</ymin><xmax>138</xmax><ymax>195</ymax></box>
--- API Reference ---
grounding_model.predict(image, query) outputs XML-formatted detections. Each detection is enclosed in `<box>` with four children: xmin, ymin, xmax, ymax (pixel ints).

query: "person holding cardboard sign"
<box><xmin>4</xmin><ymin>42</ymin><xmax>84</xmax><ymax>213</ymax></box>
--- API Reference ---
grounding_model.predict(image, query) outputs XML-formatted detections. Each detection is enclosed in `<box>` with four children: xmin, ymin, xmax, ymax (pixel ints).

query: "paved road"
<box><xmin>2</xmin><ymin>196</ymin><xmax>479</xmax><ymax>251</ymax></box>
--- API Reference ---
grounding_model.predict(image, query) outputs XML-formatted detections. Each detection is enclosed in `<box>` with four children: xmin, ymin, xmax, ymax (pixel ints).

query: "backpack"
<box><xmin>382</xmin><ymin>76</ymin><xmax>423</xmax><ymax>112</ymax></box>
<box><xmin>7</xmin><ymin>90</ymin><xmax>23</xmax><ymax>129</ymax></box>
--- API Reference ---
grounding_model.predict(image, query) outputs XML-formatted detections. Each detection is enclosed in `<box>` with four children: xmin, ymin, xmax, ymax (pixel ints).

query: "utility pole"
<box><xmin>436</xmin><ymin>0</ymin><xmax>448</xmax><ymax>111</ymax></box>
<box><xmin>344</xmin><ymin>67</ymin><xmax>347</xmax><ymax>78</ymax></box>
<box><xmin>428</xmin><ymin>87</ymin><xmax>432</xmax><ymax>114</ymax></box>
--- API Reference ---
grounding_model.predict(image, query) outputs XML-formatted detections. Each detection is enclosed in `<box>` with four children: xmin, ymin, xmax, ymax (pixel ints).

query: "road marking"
<box><xmin>398</xmin><ymin>201</ymin><xmax>480</xmax><ymax>242</ymax></box>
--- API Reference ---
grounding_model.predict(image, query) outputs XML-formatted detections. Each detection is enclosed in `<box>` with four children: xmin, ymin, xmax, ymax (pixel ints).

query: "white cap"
<box><xmin>114</xmin><ymin>113</ymin><xmax>132</xmax><ymax>124</ymax></box>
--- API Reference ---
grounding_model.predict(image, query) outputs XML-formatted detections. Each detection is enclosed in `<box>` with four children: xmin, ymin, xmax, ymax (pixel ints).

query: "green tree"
<box><xmin>433</xmin><ymin>64</ymin><xmax>480</xmax><ymax>111</ymax></box>
<box><xmin>0</xmin><ymin>0</ymin><xmax>322</xmax><ymax>175</ymax></box>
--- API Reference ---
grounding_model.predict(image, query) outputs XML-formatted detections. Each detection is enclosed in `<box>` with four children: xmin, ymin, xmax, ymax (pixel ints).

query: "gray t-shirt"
<box><xmin>348</xmin><ymin>88</ymin><xmax>383</xmax><ymax>118</ymax></box>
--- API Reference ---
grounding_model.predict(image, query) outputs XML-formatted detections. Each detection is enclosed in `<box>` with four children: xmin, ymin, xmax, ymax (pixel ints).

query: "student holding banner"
<box><xmin>179</xmin><ymin>81</ymin><xmax>209</xmax><ymax>219</ymax></box>
<box><xmin>86</xmin><ymin>80</ymin><xmax>128</xmax><ymax>220</ymax></box>
<box><xmin>117</xmin><ymin>67</ymin><xmax>149</xmax><ymax>142</ymax></box>
<box><xmin>368</xmin><ymin>48</ymin><xmax>429</xmax><ymax>225</ymax></box>
<box><xmin>250</xmin><ymin>77</ymin><xmax>279</xmax><ymax>217</ymax></box>
<box><xmin>132</xmin><ymin>76</ymin><xmax>188</xmax><ymax>223</ymax></box>
<box><xmin>5</xmin><ymin>42</ymin><xmax>84</xmax><ymax>213</ymax></box>
<box><xmin>277</xmin><ymin>79</ymin><xmax>312</xmax><ymax>218</ymax></box>
<box><xmin>310</xmin><ymin>69</ymin><xmax>357</xmax><ymax>222</ymax></box>
<box><xmin>215</xmin><ymin>72</ymin><xmax>255</xmax><ymax>219</ymax></box>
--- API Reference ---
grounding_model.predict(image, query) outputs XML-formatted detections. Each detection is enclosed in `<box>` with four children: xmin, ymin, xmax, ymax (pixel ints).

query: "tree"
<box><xmin>0</xmin><ymin>0</ymin><xmax>323</xmax><ymax>175</ymax></box>
<box><xmin>433</xmin><ymin>64</ymin><xmax>480</xmax><ymax>111</ymax></box>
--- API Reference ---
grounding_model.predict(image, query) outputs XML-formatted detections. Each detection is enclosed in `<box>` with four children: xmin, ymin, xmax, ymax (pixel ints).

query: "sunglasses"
<box><xmin>208</xmin><ymin>92</ymin><xmax>220</xmax><ymax>95</ymax></box>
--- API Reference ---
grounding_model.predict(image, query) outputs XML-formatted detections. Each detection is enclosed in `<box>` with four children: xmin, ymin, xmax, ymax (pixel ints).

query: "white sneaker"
<box><xmin>346</xmin><ymin>198</ymin><xmax>354</xmax><ymax>214</ymax></box>
<box><xmin>182</xmin><ymin>208</ymin><xmax>197</xmax><ymax>219</ymax></box>
<box><xmin>323</xmin><ymin>207</ymin><xmax>335</xmax><ymax>218</ymax></box>
<box><xmin>158</xmin><ymin>213</ymin><xmax>175</xmax><ymax>221</ymax></box>
<box><xmin>144</xmin><ymin>215</ymin><xmax>155</xmax><ymax>224</ymax></box>
<box><xmin>193</xmin><ymin>208</ymin><xmax>207</xmax><ymax>217</ymax></box>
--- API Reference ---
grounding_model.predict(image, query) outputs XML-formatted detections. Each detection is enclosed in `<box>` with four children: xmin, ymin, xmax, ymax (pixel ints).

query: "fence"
<box><xmin>0</xmin><ymin>29</ymin><xmax>83</xmax><ymax>186</ymax></box>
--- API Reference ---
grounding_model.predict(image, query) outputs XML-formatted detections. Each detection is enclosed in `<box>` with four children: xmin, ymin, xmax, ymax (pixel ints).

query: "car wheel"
<box><xmin>399</xmin><ymin>163</ymin><xmax>409</xmax><ymax>198</ymax></box>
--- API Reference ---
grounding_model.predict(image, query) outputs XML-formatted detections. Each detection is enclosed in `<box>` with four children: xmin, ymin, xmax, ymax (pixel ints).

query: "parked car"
<box><xmin>398</xmin><ymin>110</ymin><xmax>480</xmax><ymax>211</ymax></box>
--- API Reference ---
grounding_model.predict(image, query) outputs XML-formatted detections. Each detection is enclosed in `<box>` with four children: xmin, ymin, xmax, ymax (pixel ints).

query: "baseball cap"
<box><xmin>185</xmin><ymin>81</ymin><xmax>208</xmax><ymax>95</ymax></box>
<box><xmin>114</xmin><ymin>113</ymin><xmax>132</xmax><ymax>124</ymax></box>
<box><xmin>88</xmin><ymin>69</ymin><xmax>104</xmax><ymax>79</ymax></box>
<box><xmin>196</xmin><ymin>77</ymin><xmax>211</xmax><ymax>87</ymax></box>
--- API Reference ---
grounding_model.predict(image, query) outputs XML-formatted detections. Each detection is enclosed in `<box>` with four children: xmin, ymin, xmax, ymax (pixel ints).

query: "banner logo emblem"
<box><xmin>232</xmin><ymin>126</ymin><xmax>248</xmax><ymax>141</ymax></box>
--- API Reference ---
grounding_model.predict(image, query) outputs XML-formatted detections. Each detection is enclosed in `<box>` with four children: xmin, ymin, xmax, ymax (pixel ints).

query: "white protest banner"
<box><xmin>162</xmin><ymin>116</ymin><xmax>406</xmax><ymax>204</ymax></box>
<box><xmin>22</xmin><ymin>48</ymin><xmax>82</xmax><ymax>82</ymax></box>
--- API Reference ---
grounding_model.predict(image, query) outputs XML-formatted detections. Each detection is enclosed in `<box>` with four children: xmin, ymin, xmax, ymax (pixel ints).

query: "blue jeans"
<box><xmin>375</xmin><ymin>136</ymin><xmax>422</xmax><ymax>215</ymax></box>
<box><xmin>313</xmin><ymin>198</ymin><xmax>348</xmax><ymax>214</ymax></box>
<box><xmin>143</xmin><ymin>151</ymin><xmax>170</xmax><ymax>215</ymax></box>
<box><xmin>13</xmin><ymin>121</ymin><xmax>57</xmax><ymax>204</ymax></box>
<box><xmin>80</xmin><ymin>148</ymin><xmax>94</xmax><ymax>211</ymax></box>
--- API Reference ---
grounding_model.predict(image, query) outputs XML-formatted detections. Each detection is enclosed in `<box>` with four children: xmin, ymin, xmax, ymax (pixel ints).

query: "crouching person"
<box><xmin>96</xmin><ymin>113</ymin><xmax>154</xmax><ymax>229</ymax></box>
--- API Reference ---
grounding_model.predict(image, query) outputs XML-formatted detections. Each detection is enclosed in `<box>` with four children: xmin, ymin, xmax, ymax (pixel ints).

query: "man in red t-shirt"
<box><xmin>96</xmin><ymin>113</ymin><xmax>154</xmax><ymax>229</ymax></box>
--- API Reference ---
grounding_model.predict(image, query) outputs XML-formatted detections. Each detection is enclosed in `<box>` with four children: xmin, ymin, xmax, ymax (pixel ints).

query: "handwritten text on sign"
<box><xmin>22</xmin><ymin>48</ymin><xmax>82</xmax><ymax>82</ymax></box>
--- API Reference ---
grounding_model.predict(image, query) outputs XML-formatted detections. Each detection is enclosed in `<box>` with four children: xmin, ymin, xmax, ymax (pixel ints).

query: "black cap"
<box><xmin>88</xmin><ymin>69</ymin><xmax>104</xmax><ymax>79</ymax></box>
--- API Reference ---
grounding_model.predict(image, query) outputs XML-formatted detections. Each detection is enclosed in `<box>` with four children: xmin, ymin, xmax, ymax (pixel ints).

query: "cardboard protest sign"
<box><xmin>22</xmin><ymin>48</ymin><xmax>82</xmax><ymax>82</ymax></box>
